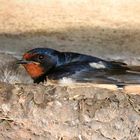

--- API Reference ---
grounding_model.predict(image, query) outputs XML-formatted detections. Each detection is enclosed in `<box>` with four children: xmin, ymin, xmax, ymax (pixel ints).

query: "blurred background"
<box><xmin>0</xmin><ymin>0</ymin><xmax>140</xmax><ymax>60</ymax></box>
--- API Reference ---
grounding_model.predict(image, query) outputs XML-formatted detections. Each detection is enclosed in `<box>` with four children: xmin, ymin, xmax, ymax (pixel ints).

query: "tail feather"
<box><xmin>128</xmin><ymin>66</ymin><xmax>140</xmax><ymax>72</ymax></box>
<box><xmin>109</xmin><ymin>61</ymin><xmax>129</xmax><ymax>71</ymax></box>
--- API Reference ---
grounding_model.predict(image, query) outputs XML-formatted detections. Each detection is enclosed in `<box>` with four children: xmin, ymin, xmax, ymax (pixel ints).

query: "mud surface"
<box><xmin>0</xmin><ymin>82</ymin><xmax>139</xmax><ymax>140</ymax></box>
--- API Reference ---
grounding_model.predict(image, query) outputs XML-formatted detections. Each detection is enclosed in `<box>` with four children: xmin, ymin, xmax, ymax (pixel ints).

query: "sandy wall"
<box><xmin>0</xmin><ymin>0</ymin><xmax>140</xmax><ymax>58</ymax></box>
<box><xmin>0</xmin><ymin>0</ymin><xmax>140</xmax><ymax>33</ymax></box>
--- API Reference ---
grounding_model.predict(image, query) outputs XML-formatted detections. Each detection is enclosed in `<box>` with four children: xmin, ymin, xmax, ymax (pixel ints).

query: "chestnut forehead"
<box><xmin>23</xmin><ymin>53</ymin><xmax>37</xmax><ymax>59</ymax></box>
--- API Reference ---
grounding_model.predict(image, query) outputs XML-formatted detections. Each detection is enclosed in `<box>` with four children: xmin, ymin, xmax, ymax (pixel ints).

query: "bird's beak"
<box><xmin>17</xmin><ymin>59</ymin><xmax>40</xmax><ymax>65</ymax></box>
<box><xmin>17</xmin><ymin>59</ymin><xmax>30</xmax><ymax>64</ymax></box>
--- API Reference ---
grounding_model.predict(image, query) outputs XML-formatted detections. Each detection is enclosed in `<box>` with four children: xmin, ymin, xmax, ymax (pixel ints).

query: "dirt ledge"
<box><xmin>0</xmin><ymin>82</ymin><xmax>140</xmax><ymax>140</ymax></box>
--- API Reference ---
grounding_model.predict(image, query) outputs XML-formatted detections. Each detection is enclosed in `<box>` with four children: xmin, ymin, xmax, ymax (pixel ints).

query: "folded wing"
<box><xmin>48</xmin><ymin>60</ymin><xmax>140</xmax><ymax>85</ymax></box>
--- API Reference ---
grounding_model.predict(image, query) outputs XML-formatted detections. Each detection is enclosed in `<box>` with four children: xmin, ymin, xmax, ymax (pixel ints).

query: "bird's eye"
<box><xmin>38</xmin><ymin>55</ymin><xmax>44</xmax><ymax>60</ymax></box>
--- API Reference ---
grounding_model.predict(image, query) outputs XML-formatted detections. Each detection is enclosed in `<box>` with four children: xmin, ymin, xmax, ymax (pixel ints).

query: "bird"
<box><xmin>18</xmin><ymin>48</ymin><xmax>140</xmax><ymax>86</ymax></box>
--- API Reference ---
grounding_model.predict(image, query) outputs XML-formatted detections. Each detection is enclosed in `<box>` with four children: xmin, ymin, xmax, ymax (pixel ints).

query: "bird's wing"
<box><xmin>70</xmin><ymin>70</ymin><xmax>140</xmax><ymax>85</ymax></box>
<box><xmin>48</xmin><ymin>62</ymin><xmax>92</xmax><ymax>80</ymax></box>
<box><xmin>48</xmin><ymin>61</ymin><xmax>140</xmax><ymax>85</ymax></box>
<box><xmin>59</xmin><ymin>51</ymin><xmax>129</xmax><ymax>71</ymax></box>
<box><xmin>69</xmin><ymin>70</ymin><xmax>119</xmax><ymax>84</ymax></box>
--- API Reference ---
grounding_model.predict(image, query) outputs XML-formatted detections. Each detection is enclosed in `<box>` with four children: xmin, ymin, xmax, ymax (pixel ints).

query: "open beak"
<box><xmin>17</xmin><ymin>59</ymin><xmax>30</xmax><ymax>64</ymax></box>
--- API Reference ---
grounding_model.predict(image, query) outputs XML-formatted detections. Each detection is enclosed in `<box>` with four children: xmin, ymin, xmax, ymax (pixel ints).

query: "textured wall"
<box><xmin>0</xmin><ymin>82</ymin><xmax>140</xmax><ymax>140</ymax></box>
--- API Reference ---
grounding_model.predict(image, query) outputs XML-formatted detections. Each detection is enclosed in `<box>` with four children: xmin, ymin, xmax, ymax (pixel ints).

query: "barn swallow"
<box><xmin>18</xmin><ymin>48</ymin><xmax>140</xmax><ymax>85</ymax></box>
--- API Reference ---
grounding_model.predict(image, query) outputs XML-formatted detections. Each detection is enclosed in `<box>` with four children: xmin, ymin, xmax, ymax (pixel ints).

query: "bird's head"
<box><xmin>18</xmin><ymin>48</ymin><xmax>59</xmax><ymax>81</ymax></box>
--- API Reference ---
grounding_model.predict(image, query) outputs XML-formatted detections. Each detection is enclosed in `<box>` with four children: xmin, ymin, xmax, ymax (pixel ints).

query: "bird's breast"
<box><xmin>23</xmin><ymin>63</ymin><xmax>44</xmax><ymax>78</ymax></box>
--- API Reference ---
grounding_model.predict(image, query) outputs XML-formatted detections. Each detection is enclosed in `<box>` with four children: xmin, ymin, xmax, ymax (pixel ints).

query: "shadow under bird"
<box><xmin>18</xmin><ymin>48</ymin><xmax>140</xmax><ymax>86</ymax></box>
